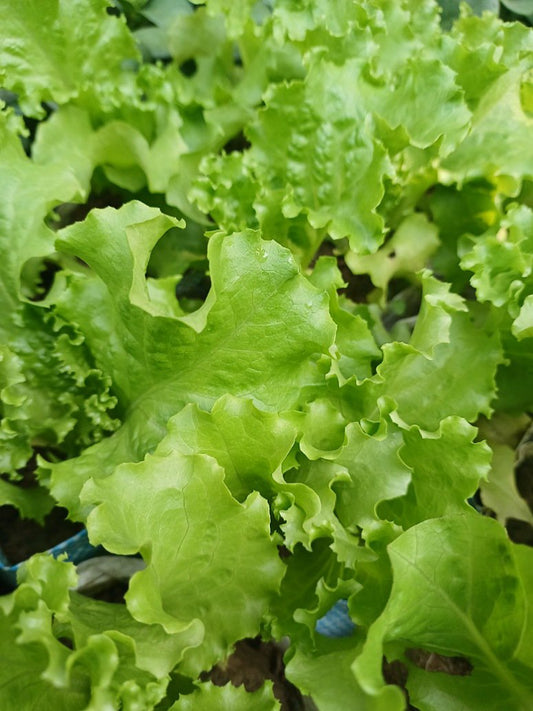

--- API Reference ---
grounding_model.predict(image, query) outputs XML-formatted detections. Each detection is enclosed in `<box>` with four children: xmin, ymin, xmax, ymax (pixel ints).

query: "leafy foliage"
<box><xmin>0</xmin><ymin>0</ymin><xmax>532</xmax><ymax>709</ymax></box>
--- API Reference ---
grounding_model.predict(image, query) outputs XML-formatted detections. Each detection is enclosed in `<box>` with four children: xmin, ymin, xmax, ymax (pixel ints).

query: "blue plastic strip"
<box><xmin>47</xmin><ymin>528</ymin><xmax>100</xmax><ymax>564</ymax></box>
<box><xmin>316</xmin><ymin>599</ymin><xmax>356</xmax><ymax>638</ymax></box>
<box><xmin>0</xmin><ymin>528</ymin><xmax>102</xmax><ymax>589</ymax></box>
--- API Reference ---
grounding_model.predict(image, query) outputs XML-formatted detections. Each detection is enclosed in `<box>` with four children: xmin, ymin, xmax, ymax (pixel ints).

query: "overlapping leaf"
<box><xmin>460</xmin><ymin>204</ymin><xmax>533</xmax><ymax>337</ymax></box>
<box><xmin>0</xmin><ymin>555</ymin><xmax>176</xmax><ymax>710</ymax></box>
<box><xmin>84</xmin><ymin>447</ymin><xmax>284</xmax><ymax>675</ymax></box>
<box><xmin>46</xmin><ymin>203</ymin><xmax>335</xmax><ymax>515</ymax></box>
<box><xmin>0</xmin><ymin>114</ymin><xmax>118</xmax><ymax>480</ymax></box>
<box><xmin>0</xmin><ymin>0</ymin><xmax>140</xmax><ymax>117</ymax></box>
<box><xmin>355</xmin><ymin>515</ymin><xmax>533</xmax><ymax>711</ymax></box>
<box><xmin>1</xmin><ymin>1</ymin><xmax>533</xmax><ymax>708</ymax></box>
<box><xmin>195</xmin><ymin>0</ymin><xmax>471</xmax><ymax>259</ymax></box>
<box><xmin>170</xmin><ymin>680</ymin><xmax>281</xmax><ymax>710</ymax></box>
<box><xmin>286</xmin><ymin>636</ymin><xmax>405</xmax><ymax>711</ymax></box>
<box><xmin>381</xmin><ymin>417</ymin><xmax>492</xmax><ymax>527</ymax></box>
<box><xmin>442</xmin><ymin>54</ymin><xmax>533</xmax><ymax>193</ymax></box>
<box><xmin>356</xmin><ymin>273</ymin><xmax>503</xmax><ymax>431</ymax></box>
<box><xmin>161</xmin><ymin>395</ymin><xmax>297</xmax><ymax>500</ymax></box>
<box><xmin>0</xmin><ymin>114</ymin><xmax>79</xmax><ymax>318</ymax></box>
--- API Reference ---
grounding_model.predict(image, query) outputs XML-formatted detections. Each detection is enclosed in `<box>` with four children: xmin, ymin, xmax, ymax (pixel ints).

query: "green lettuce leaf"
<box><xmin>438</xmin><ymin>0</ymin><xmax>499</xmax><ymax>31</ymax></box>
<box><xmin>1</xmin><ymin>307</ymin><xmax>120</xmax><ymax>476</ymax></box>
<box><xmin>169</xmin><ymin>680</ymin><xmax>280</xmax><ymax>710</ymax></box>
<box><xmin>460</xmin><ymin>204</ymin><xmax>533</xmax><ymax>339</ymax></box>
<box><xmin>275</xmin><ymin>457</ymin><xmax>354</xmax><ymax>554</ymax></box>
<box><xmin>381</xmin><ymin>417</ymin><xmax>492</xmax><ymax>528</ymax></box>
<box><xmin>27</xmin><ymin>4</ymin><xmax>281</xmax><ymax>215</ymax></box>
<box><xmin>246</xmin><ymin>71</ymin><xmax>390</xmax><ymax>253</ymax></box>
<box><xmin>442</xmin><ymin>54</ymin><xmax>533</xmax><ymax>194</ymax></box>
<box><xmin>334</xmin><ymin>416</ymin><xmax>412</xmax><ymax>534</ymax></box>
<box><xmin>271</xmin><ymin>0</ymin><xmax>361</xmax><ymax>42</ymax></box>
<box><xmin>47</xmin><ymin>203</ymin><xmax>335</xmax><ymax>516</ymax></box>
<box><xmin>0</xmin><ymin>582</ymin><xmax>89</xmax><ymax>709</ymax></box>
<box><xmin>513</xmin><ymin>294</ymin><xmax>533</xmax><ymax>340</ymax></box>
<box><xmin>455</xmin><ymin>202</ymin><xmax>533</xmax><ymax>414</ymax></box>
<box><xmin>427</xmin><ymin>180</ymin><xmax>499</xmax><ymax>291</ymax></box>
<box><xmin>0</xmin><ymin>476</ymin><xmax>53</xmax><ymax>523</ymax></box>
<box><xmin>161</xmin><ymin>394</ymin><xmax>297</xmax><ymax>500</ymax></box>
<box><xmin>0</xmin><ymin>113</ymin><xmax>119</xmax><ymax>476</ymax></box>
<box><xmin>494</xmin><ymin>327</ymin><xmax>533</xmax><ymax>413</ymax></box>
<box><xmin>269</xmin><ymin>539</ymin><xmax>356</xmax><ymax>643</ymax></box>
<box><xmin>0</xmin><ymin>555</ymin><xmax>175</xmax><ymax>710</ymax></box>
<box><xmin>359</xmin><ymin>273</ymin><xmax>502</xmax><ymax>430</ymax></box>
<box><xmin>0</xmin><ymin>0</ymin><xmax>140</xmax><ymax>118</ymax></box>
<box><xmin>67</xmin><ymin>591</ymin><xmax>187</xmax><ymax>681</ymax></box>
<box><xmin>355</xmin><ymin>514</ymin><xmax>533</xmax><ymax>711</ymax></box>
<box><xmin>345</xmin><ymin>214</ymin><xmax>440</xmax><ymax>303</ymax></box>
<box><xmin>308</xmin><ymin>256</ymin><xmax>381</xmax><ymax>383</ymax></box>
<box><xmin>444</xmin><ymin>11</ymin><xmax>533</xmax><ymax>111</ymax></box>
<box><xmin>480</xmin><ymin>442</ymin><xmax>533</xmax><ymax>526</ymax></box>
<box><xmin>33</xmin><ymin>105</ymin><xmax>190</xmax><ymax>197</ymax></box>
<box><xmin>195</xmin><ymin>0</ymin><xmax>473</xmax><ymax>261</ymax></box>
<box><xmin>286</xmin><ymin>636</ymin><xmax>405</xmax><ymax>711</ymax></box>
<box><xmin>189</xmin><ymin>0</ymin><xmax>259</xmax><ymax>38</ymax></box>
<box><xmin>0</xmin><ymin>113</ymin><xmax>80</xmax><ymax>320</ymax></box>
<box><xmin>84</xmin><ymin>448</ymin><xmax>284</xmax><ymax>675</ymax></box>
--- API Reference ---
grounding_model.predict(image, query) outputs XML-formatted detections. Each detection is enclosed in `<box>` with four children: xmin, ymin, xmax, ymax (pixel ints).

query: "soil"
<box><xmin>201</xmin><ymin>637</ymin><xmax>315</xmax><ymax>711</ymax></box>
<box><xmin>0</xmin><ymin>453</ymin><xmax>84</xmax><ymax>569</ymax></box>
<box><xmin>383</xmin><ymin>650</ymin><xmax>472</xmax><ymax>711</ymax></box>
<box><xmin>405</xmin><ymin>649</ymin><xmax>472</xmax><ymax>676</ymax></box>
<box><xmin>311</xmin><ymin>241</ymin><xmax>375</xmax><ymax>303</ymax></box>
<box><xmin>78</xmin><ymin>579</ymin><xmax>130</xmax><ymax>604</ymax></box>
<box><xmin>515</xmin><ymin>422</ymin><xmax>533</xmax><ymax>510</ymax></box>
<box><xmin>383</xmin><ymin>659</ymin><xmax>417</xmax><ymax>710</ymax></box>
<box><xmin>52</xmin><ymin>189</ymin><xmax>125</xmax><ymax>229</ymax></box>
<box><xmin>0</xmin><ymin>505</ymin><xmax>83</xmax><ymax>565</ymax></box>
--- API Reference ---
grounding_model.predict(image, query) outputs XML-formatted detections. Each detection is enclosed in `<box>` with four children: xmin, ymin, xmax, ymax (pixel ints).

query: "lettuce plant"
<box><xmin>0</xmin><ymin>0</ymin><xmax>532</xmax><ymax>708</ymax></box>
